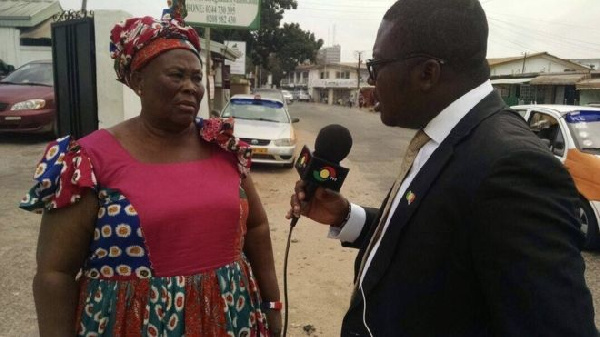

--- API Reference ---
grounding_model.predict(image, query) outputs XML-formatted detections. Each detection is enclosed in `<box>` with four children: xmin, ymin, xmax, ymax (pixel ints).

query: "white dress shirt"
<box><xmin>329</xmin><ymin>80</ymin><xmax>494</xmax><ymax>283</ymax></box>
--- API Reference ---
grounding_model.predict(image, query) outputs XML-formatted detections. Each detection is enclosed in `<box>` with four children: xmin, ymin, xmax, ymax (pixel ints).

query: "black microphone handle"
<box><xmin>289</xmin><ymin>181</ymin><xmax>320</xmax><ymax>228</ymax></box>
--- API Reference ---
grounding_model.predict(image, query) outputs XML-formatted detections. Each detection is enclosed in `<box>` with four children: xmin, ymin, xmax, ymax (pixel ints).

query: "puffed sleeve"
<box><xmin>197</xmin><ymin>117</ymin><xmax>252</xmax><ymax>177</ymax></box>
<box><xmin>20</xmin><ymin>136</ymin><xmax>97</xmax><ymax>213</ymax></box>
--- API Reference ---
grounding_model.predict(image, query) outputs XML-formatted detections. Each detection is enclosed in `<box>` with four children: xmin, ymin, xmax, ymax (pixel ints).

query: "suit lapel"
<box><xmin>352</xmin><ymin>92</ymin><xmax>508</xmax><ymax>308</ymax></box>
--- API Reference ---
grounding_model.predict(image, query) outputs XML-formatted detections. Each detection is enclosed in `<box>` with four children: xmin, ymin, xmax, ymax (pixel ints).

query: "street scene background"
<box><xmin>1</xmin><ymin>102</ymin><xmax>599</xmax><ymax>336</ymax></box>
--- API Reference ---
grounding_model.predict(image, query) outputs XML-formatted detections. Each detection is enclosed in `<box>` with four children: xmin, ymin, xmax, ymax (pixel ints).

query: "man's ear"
<box><xmin>416</xmin><ymin>59</ymin><xmax>442</xmax><ymax>92</ymax></box>
<box><xmin>129</xmin><ymin>71</ymin><xmax>144</xmax><ymax>96</ymax></box>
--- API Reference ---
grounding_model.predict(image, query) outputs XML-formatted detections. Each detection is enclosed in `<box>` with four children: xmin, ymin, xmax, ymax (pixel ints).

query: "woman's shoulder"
<box><xmin>197</xmin><ymin>117</ymin><xmax>252</xmax><ymax>177</ymax></box>
<box><xmin>20</xmin><ymin>134</ymin><xmax>100</xmax><ymax>212</ymax></box>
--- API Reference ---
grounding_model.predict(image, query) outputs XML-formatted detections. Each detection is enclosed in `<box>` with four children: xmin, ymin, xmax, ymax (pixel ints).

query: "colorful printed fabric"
<box><xmin>199</xmin><ymin>118</ymin><xmax>252</xmax><ymax>177</ymax></box>
<box><xmin>20</xmin><ymin>119</ymin><xmax>268</xmax><ymax>335</ymax></box>
<box><xmin>75</xmin><ymin>258</ymin><xmax>268</xmax><ymax>336</ymax></box>
<box><xmin>20</xmin><ymin>136</ymin><xmax>97</xmax><ymax>212</ymax></box>
<box><xmin>109</xmin><ymin>16</ymin><xmax>201</xmax><ymax>86</ymax></box>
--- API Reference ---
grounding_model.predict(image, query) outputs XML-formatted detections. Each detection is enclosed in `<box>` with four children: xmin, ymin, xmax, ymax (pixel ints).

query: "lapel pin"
<box><xmin>406</xmin><ymin>191</ymin><xmax>416</xmax><ymax>205</ymax></box>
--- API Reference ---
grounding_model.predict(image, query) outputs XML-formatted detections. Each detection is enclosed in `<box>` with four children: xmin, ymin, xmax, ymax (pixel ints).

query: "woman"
<box><xmin>20</xmin><ymin>16</ymin><xmax>281</xmax><ymax>336</ymax></box>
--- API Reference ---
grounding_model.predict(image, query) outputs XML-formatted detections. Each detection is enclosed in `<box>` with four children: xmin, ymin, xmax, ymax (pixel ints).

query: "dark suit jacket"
<box><xmin>341</xmin><ymin>92</ymin><xmax>597</xmax><ymax>337</ymax></box>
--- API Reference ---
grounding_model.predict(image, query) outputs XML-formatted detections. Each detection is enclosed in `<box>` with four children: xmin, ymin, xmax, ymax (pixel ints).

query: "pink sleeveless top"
<box><xmin>79</xmin><ymin>129</ymin><xmax>244</xmax><ymax>276</ymax></box>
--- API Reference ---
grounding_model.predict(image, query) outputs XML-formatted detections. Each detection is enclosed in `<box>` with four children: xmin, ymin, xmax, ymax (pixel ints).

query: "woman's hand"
<box><xmin>265</xmin><ymin>309</ymin><xmax>282</xmax><ymax>337</ymax></box>
<box><xmin>287</xmin><ymin>180</ymin><xmax>350</xmax><ymax>227</ymax></box>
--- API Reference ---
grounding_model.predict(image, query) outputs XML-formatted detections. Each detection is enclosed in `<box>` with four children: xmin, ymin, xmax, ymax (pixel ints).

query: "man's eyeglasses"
<box><xmin>366</xmin><ymin>54</ymin><xmax>447</xmax><ymax>81</ymax></box>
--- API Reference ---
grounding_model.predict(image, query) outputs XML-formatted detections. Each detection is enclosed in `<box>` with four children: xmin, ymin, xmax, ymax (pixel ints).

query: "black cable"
<box><xmin>282</xmin><ymin>217</ymin><xmax>299</xmax><ymax>337</ymax></box>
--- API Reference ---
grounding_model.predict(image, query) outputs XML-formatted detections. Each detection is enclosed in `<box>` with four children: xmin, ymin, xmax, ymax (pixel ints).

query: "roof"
<box><xmin>577</xmin><ymin>78</ymin><xmax>600</xmax><ymax>90</ymax></box>
<box><xmin>529</xmin><ymin>73</ymin><xmax>588</xmax><ymax>85</ymax></box>
<box><xmin>0</xmin><ymin>1</ymin><xmax>62</xmax><ymax>28</ymax></box>
<box><xmin>490</xmin><ymin>78</ymin><xmax>534</xmax><ymax>85</ymax></box>
<box><xmin>488</xmin><ymin>52</ymin><xmax>588</xmax><ymax>71</ymax></box>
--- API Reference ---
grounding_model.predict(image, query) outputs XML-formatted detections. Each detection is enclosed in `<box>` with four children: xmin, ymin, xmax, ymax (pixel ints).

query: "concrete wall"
<box><xmin>19</xmin><ymin>46</ymin><xmax>52</xmax><ymax>66</ymax></box>
<box><xmin>491</xmin><ymin>57</ymin><xmax>580</xmax><ymax>76</ymax></box>
<box><xmin>0</xmin><ymin>27</ymin><xmax>20</xmax><ymax>66</ymax></box>
<box><xmin>94</xmin><ymin>10</ymin><xmax>135</xmax><ymax>129</ymax></box>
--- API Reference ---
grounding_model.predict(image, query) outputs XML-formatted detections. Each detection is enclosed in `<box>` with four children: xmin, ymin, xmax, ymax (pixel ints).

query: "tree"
<box><xmin>270</xmin><ymin>23</ymin><xmax>324</xmax><ymax>86</ymax></box>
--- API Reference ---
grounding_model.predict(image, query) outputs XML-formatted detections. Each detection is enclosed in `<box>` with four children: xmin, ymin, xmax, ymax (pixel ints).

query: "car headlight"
<box><xmin>274</xmin><ymin>138</ymin><xmax>295</xmax><ymax>147</ymax></box>
<box><xmin>11</xmin><ymin>99</ymin><xmax>46</xmax><ymax>110</ymax></box>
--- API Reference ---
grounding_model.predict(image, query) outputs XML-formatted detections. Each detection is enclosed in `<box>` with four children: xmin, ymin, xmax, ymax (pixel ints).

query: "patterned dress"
<box><xmin>20</xmin><ymin>119</ymin><xmax>270</xmax><ymax>336</ymax></box>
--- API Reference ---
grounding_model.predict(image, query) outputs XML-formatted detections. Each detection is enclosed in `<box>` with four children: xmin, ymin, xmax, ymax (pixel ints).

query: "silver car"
<box><xmin>221</xmin><ymin>94</ymin><xmax>299</xmax><ymax>167</ymax></box>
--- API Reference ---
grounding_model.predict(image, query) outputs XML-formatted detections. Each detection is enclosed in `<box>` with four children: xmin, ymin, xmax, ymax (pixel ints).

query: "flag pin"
<box><xmin>406</xmin><ymin>191</ymin><xmax>416</xmax><ymax>205</ymax></box>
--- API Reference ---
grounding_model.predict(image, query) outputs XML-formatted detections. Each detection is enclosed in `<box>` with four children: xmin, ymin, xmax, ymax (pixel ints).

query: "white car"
<box><xmin>512</xmin><ymin>104</ymin><xmax>600</xmax><ymax>250</ymax></box>
<box><xmin>221</xmin><ymin>94</ymin><xmax>299</xmax><ymax>167</ymax></box>
<box><xmin>281</xmin><ymin>90</ymin><xmax>293</xmax><ymax>104</ymax></box>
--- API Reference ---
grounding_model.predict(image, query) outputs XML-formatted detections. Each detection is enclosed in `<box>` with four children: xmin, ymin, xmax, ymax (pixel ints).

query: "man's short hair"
<box><xmin>383</xmin><ymin>0</ymin><xmax>490</xmax><ymax>81</ymax></box>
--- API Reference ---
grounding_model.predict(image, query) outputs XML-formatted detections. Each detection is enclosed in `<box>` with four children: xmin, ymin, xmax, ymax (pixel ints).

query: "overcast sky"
<box><xmin>60</xmin><ymin>0</ymin><xmax>600</xmax><ymax>62</ymax></box>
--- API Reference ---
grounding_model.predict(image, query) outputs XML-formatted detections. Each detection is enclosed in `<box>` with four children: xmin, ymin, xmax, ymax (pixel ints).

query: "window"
<box><xmin>320</xmin><ymin>71</ymin><xmax>329</xmax><ymax>79</ymax></box>
<box><xmin>336</xmin><ymin>71</ymin><xmax>350</xmax><ymax>79</ymax></box>
<box><xmin>528</xmin><ymin>111</ymin><xmax>565</xmax><ymax>157</ymax></box>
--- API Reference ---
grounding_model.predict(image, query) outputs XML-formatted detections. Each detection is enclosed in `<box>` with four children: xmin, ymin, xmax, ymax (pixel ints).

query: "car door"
<box><xmin>527</xmin><ymin>110</ymin><xmax>568</xmax><ymax>162</ymax></box>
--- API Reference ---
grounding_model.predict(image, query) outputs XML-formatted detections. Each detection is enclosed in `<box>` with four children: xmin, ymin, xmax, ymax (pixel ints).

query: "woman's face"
<box><xmin>136</xmin><ymin>48</ymin><xmax>204</xmax><ymax>130</ymax></box>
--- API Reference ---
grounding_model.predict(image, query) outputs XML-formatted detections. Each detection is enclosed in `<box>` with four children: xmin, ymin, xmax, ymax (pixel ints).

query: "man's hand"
<box><xmin>287</xmin><ymin>180</ymin><xmax>349</xmax><ymax>227</ymax></box>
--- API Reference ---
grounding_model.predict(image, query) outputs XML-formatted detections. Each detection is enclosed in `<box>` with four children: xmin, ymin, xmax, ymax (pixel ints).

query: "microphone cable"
<box><xmin>282</xmin><ymin>216</ymin><xmax>299</xmax><ymax>337</ymax></box>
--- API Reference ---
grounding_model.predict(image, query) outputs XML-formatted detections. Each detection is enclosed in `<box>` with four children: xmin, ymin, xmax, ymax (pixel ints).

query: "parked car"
<box><xmin>0</xmin><ymin>60</ymin><xmax>55</xmax><ymax>134</ymax></box>
<box><xmin>220</xmin><ymin>94</ymin><xmax>299</xmax><ymax>167</ymax></box>
<box><xmin>297</xmin><ymin>90</ymin><xmax>311</xmax><ymax>102</ymax></box>
<box><xmin>512</xmin><ymin>104</ymin><xmax>600</xmax><ymax>250</ymax></box>
<box><xmin>281</xmin><ymin>89</ymin><xmax>294</xmax><ymax>104</ymax></box>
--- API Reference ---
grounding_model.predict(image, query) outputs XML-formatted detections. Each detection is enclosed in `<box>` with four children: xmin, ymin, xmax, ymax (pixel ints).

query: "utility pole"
<box><xmin>521</xmin><ymin>51</ymin><xmax>527</xmax><ymax>74</ymax></box>
<box><xmin>81</xmin><ymin>0</ymin><xmax>87</xmax><ymax>10</ymax></box>
<box><xmin>354</xmin><ymin>50</ymin><xmax>364</xmax><ymax>107</ymax></box>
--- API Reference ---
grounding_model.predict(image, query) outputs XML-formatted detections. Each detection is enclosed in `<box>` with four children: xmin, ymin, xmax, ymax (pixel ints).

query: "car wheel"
<box><xmin>577</xmin><ymin>198</ymin><xmax>600</xmax><ymax>250</ymax></box>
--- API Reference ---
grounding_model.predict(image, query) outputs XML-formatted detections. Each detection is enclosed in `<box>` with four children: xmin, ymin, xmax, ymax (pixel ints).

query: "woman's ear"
<box><xmin>129</xmin><ymin>71</ymin><xmax>144</xmax><ymax>96</ymax></box>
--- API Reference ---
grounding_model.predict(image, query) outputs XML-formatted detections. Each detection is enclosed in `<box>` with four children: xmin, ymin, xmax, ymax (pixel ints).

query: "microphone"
<box><xmin>291</xmin><ymin>124</ymin><xmax>353</xmax><ymax>227</ymax></box>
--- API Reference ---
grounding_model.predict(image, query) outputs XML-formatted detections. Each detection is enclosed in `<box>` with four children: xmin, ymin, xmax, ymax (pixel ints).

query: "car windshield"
<box><xmin>565</xmin><ymin>110</ymin><xmax>600</xmax><ymax>154</ymax></box>
<box><xmin>1</xmin><ymin>61</ymin><xmax>53</xmax><ymax>86</ymax></box>
<box><xmin>253</xmin><ymin>90</ymin><xmax>284</xmax><ymax>101</ymax></box>
<box><xmin>222</xmin><ymin>99</ymin><xmax>290</xmax><ymax>123</ymax></box>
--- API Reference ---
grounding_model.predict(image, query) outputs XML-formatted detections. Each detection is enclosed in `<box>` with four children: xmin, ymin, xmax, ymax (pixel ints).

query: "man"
<box><xmin>288</xmin><ymin>0</ymin><xmax>598</xmax><ymax>336</ymax></box>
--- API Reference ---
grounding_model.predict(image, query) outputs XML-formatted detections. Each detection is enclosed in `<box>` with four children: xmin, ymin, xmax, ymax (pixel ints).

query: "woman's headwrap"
<box><xmin>109</xmin><ymin>16</ymin><xmax>201</xmax><ymax>87</ymax></box>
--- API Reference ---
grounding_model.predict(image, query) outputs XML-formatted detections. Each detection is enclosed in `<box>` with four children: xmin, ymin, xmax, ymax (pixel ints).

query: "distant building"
<box><xmin>0</xmin><ymin>0</ymin><xmax>62</xmax><ymax>67</ymax></box>
<box><xmin>281</xmin><ymin>62</ymin><xmax>370</xmax><ymax>106</ymax></box>
<box><xmin>317</xmin><ymin>45</ymin><xmax>341</xmax><ymax>64</ymax></box>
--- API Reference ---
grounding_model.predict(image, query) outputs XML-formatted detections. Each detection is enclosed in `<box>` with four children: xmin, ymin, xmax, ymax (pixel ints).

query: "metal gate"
<box><xmin>51</xmin><ymin>12</ymin><xmax>98</xmax><ymax>138</ymax></box>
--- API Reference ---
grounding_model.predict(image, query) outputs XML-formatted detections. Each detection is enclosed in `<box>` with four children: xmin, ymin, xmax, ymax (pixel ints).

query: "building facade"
<box><xmin>282</xmin><ymin>62</ymin><xmax>370</xmax><ymax>106</ymax></box>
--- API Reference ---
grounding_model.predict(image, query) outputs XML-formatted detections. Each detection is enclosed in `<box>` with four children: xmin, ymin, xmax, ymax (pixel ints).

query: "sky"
<box><xmin>59</xmin><ymin>0</ymin><xmax>600</xmax><ymax>62</ymax></box>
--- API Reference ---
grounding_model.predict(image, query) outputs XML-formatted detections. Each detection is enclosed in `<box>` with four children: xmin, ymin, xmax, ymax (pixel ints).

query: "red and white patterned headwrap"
<box><xmin>109</xmin><ymin>16</ymin><xmax>201</xmax><ymax>87</ymax></box>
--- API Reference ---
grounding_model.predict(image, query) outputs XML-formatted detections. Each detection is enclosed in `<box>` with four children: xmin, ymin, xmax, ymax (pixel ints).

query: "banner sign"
<box><xmin>170</xmin><ymin>0</ymin><xmax>261</xmax><ymax>30</ymax></box>
<box><xmin>224</xmin><ymin>41</ymin><xmax>246</xmax><ymax>75</ymax></box>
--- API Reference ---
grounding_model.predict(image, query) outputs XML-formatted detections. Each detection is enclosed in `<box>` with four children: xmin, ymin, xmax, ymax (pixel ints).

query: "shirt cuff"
<box><xmin>328</xmin><ymin>203</ymin><xmax>366</xmax><ymax>243</ymax></box>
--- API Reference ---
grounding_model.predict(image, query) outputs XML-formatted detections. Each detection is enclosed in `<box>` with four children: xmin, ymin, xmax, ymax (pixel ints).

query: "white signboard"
<box><xmin>224</xmin><ymin>41</ymin><xmax>246</xmax><ymax>75</ymax></box>
<box><xmin>184</xmin><ymin>0</ymin><xmax>261</xmax><ymax>30</ymax></box>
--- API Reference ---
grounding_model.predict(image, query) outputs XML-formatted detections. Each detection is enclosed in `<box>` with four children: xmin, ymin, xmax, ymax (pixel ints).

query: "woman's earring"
<box><xmin>137</xmin><ymin>89</ymin><xmax>142</xmax><ymax>96</ymax></box>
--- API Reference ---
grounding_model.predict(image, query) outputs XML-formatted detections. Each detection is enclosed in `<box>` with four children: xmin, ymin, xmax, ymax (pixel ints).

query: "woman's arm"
<box><xmin>33</xmin><ymin>190</ymin><xmax>98</xmax><ymax>337</ymax></box>
<box><xmin>241</xmin><ymin>175</ymin><xmax>282</xmax><ymax>336</ymax></box>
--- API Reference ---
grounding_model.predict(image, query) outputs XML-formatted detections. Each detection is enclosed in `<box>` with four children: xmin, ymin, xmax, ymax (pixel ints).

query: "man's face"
<box><xmin>371</xmin><ymin>20</ymin><xmax>424</xmax><ymax>129</ymax></box>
